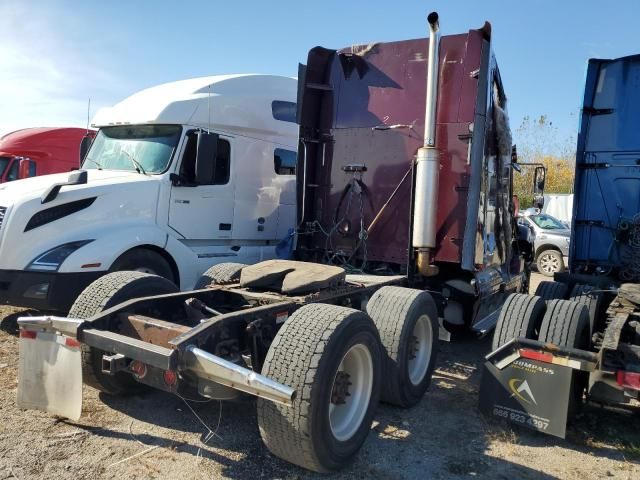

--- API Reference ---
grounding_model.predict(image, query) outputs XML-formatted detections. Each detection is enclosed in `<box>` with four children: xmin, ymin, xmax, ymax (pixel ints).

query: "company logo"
<box><xmin>508</xmin><ymin>378</ymin><xmax>537</xmax><ymax>405</ymax></box>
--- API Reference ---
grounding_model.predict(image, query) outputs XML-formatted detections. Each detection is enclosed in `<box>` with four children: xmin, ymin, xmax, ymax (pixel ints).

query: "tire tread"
<box><xmin>492</xmin><ymin>293</ymin><xmax>546</xmax><ymax>351</ymax></box>
<box><xmin>257</xmin><ymin>304</ymin><xmax>378</xmax><ymax>472</ymax></box>
<box><xmin>569</xmin><ymin>284</ymin><xmax>601</xmax><ymax>334</ymax></box>
<box><xmin>534</xmin><ymin>281</ymin><xmax>569</xmax><ymax>301</ymax></box>
<box><xmin>538</xmin><ymin>299</ymin><xmax>589</xmax><ymax>348</ymax></box>
<box><xmin>194</xmin><ymin>262</ymin><xmax>246</xmax><ymax>289</ymax></box>
<box><xmin>366</xmin><ymin>286</ymin><xmax>438</xmax><ymax>406</ymax></box>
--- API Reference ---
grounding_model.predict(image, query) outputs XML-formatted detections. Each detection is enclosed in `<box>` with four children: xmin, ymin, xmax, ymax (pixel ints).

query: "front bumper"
<box><xmin>0</xmin><ymin>269</ymin><xmax>103</xmax><ymax>312</ymax></box>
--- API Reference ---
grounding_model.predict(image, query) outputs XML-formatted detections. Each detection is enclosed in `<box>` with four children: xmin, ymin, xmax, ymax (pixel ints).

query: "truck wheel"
<box><xmin>536</xmin><ymin>249</ymin><xmax>564</xmax><ymax>276</ymax></box>
<box><xmin>569</xmin><ymin>284</ymin><xmax>603</xmax><ymax>335</ymax></box>
<box><xmin>534</xmin><ymin>281</ymin><xmax>569</xmax><ymax>301</ymax></box>
<box><xmin>194</xmin><ymin>262</ymin><xmax>247</xmax><ymax>289</ymax></box>
<box><xmin>69</xmin><ymin>271</ymin><xmax>179</xmax><ymax>395</ymax></box>
<box><xmin>257</xmin><ymin>303</ymin><xmax>382</xmax><ymax>472</ymax></box>
<box><xmin>538</xmin><ymin>299</ymin><xmax>590</xmax><ymax>412</ymax></box>
<box><xmin>491</xmin><ymin>293</ymin><xmax>546</xmax><ymax>351</ymax></box>
<box><xmin>111</xmin><ymin>248</ymin><xmax>175</xmax><ymax>284</ymax></box>
<box><xmin>365</xmin><ymin>286</ymin><xmax>438</xmax><ymax>407</ymax></box>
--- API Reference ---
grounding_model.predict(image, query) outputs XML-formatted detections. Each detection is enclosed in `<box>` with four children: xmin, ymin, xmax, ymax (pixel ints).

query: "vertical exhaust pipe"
<box><xmin>412</xmin><ymin>11</ymin><xmax>441</xmax><ymax>277</ymax></box>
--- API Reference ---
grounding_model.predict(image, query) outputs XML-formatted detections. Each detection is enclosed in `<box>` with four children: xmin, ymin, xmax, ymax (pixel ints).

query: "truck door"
<box><xmin>479</xmin><ymin>70</ymin><xmax>513</xmax><ymax>272</ymax></box>
<box><xmin>168</xmin><ymin>131</ymin><xmax>234</xmax><ymax>239</ymax></box>
<box><xmin>232</xmin><ymin>144</ymin><xmax>296</xmax><ymax>241</ymax></box>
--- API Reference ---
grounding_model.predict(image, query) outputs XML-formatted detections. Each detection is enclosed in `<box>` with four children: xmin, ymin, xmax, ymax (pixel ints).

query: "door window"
<box><xmin>0</xmin><ymin>156</ymin><xmax>10</xmax><ymax>178</ymax></box>
<box><xmin>6</xmin><ymin>161</ymin><xmax>18</xmax><ymax>181</ymax></box>
<box><xmin>274</xmin><ymin>148</ymin><xmax>296</xmax><ymax>175</ymax></box>
<box><xmin>180</xmin><ymin>132</ymin><xmax>231</xmax><ymax>185</ymax></box>
<box><xmin>271</xmin><ymin>101</ymin><xmax>297</xmax><ymax>123</ymax></box>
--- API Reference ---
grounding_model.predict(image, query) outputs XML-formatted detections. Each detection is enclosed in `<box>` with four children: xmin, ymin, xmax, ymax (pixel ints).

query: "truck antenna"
<box><xmin>207</xmin><ymin>85</ymin><xmax>212</xmax><ymax>133</ymax></box>
<box><xmin>86</xmin><ymin>98</ymin><xmax>91</xmax><ymax>134</ymax></box>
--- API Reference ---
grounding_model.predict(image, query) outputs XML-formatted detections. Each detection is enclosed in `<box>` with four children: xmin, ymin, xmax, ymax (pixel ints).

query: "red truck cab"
<box><xmin>0</xmin><ymin>127</ymin><xmax>95</xmax><ymax>183</ymax></box>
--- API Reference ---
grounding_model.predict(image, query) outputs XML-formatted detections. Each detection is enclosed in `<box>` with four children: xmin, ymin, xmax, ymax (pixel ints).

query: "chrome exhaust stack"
<box><xmin>412</xmin><ymin>11</ymin><xmax>441</xmax><ymax>277</ymax></box>
<box><xmin>183</xmin><ymin>345</ymin><xmax>296</xmax><ymax>406</ymax></box>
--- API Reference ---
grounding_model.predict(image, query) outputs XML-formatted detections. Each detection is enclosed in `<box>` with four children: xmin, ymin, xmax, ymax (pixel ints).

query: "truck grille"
<box><xmin>0</xmin><ymin>207</ymin><xmax>5</xmax><ymax>230</ymax></box>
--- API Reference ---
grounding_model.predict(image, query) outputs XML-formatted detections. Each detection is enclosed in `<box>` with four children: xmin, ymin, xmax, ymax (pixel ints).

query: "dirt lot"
<box><xmin>1</xmin><ymin>273</ymin><xmax>638</xmax><ymax>479</ymax></box>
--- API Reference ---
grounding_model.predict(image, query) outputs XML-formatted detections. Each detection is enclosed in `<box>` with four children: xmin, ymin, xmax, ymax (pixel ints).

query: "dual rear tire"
<box><xmin>258</xmin><ymin>287</ymin><xmax>439</xmax><ymax>472</ymax></box>
<box><xmin>491</xmin><ymin>292</ymin><xmax>592</xmax><ymax>416</ymax></box>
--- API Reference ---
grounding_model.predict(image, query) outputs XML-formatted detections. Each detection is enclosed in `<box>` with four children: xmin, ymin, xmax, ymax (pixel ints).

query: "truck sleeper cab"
<box><xmin>296</xmin><ymin>19</ymin><xmax>532</xmax><ymax>333</ymax></box>
<box><xmin>0</xmin><ymin>74</ymin><xmax>297</xmax><ymax>312</ymax></box>
<box><xmin>0</xmin><ymin>127</ymin><xmax>94</xmax><ymax>183</ymax></box>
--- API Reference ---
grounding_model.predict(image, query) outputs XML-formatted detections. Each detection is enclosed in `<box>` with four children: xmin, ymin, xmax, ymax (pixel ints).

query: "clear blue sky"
<box><xmin>1</xmin><ymin>0</ymin><xmax>638</xmax><ymax>153</ymax></box>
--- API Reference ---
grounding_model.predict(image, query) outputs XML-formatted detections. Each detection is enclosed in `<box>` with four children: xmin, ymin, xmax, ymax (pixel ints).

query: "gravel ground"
<box><xmin>1</xmin><ymin>273</ymin><xmax>638</xmax><ymax>479</ymax></box>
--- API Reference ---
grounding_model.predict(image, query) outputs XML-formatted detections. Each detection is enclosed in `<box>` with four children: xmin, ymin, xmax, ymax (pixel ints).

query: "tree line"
<box><xmin>512</xmin><ymin>115</ymin><xmax>575</xmax><ymax>208</ymax></box>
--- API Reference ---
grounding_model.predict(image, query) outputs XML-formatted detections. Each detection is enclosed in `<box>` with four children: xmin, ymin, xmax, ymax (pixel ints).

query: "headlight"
<box><xmin>27</xmin><ymin>240</ymin><xmax>94</xmax><ymax>272</ymax></box>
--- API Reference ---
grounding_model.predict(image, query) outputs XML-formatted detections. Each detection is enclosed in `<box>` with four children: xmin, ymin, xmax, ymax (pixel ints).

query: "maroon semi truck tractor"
<box><xmin>296</xmin><ymin>13</ymin><xmax>538</xmax><ymax>335</ymax></box>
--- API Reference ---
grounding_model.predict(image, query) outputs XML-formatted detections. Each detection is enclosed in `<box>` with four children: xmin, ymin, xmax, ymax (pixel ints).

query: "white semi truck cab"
<box><xmin>0</xmin><ymin>74</ymin><xmax>298</xmax><ymax>312</ymax></box>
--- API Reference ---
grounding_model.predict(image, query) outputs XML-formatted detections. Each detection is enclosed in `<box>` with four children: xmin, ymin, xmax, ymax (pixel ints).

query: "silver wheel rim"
<box><xmin>539</xmin><ymin>253</ymin><xmax>560</xmax><ymax>274</ymax></box>
<box><xmin>408</xmin><ymin>314</ymin><xmax>433</xmax><ymax>385</ymax></box>
<box><xmin>133</xmin><ymin>267</ymin><xmax>157</xmax><ymax>275</ymax></box>
<box><xmin>328</xmin><ymin>343</ymin><xmax>373</xmax><ymax>442</ymax></box>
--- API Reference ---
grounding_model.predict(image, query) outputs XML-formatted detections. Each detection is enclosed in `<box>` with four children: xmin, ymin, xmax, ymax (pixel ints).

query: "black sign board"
<box><xmin>479</xmin><ymin>358</ymin><xmax>573</xmax><ymax>438</ymax></box>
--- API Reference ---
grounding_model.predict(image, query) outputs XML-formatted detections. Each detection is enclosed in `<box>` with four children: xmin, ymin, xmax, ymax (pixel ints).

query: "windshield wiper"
<box><xmin>83</xmin><ymin>157</ymin><xmax>102</xmax><ymax>170</ymax></box>
<box><xmin>121</xmin><ymin>150</ymin><xmax>147</xmax><ymax>175</ymax></box>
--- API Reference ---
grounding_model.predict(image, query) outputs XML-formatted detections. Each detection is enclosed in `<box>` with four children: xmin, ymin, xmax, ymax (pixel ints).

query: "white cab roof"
<box><xmin>92</xmin><ymin>74</ymin><xmax>297</xmax><ymax>143</ymax></box>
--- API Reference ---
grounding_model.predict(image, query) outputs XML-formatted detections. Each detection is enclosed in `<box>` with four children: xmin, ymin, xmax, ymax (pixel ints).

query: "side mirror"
<box><xmin>18</xmin><ymin>157</ymin><xmax>35</xmax><ymax>179</ymax></box>
<box><xmin>510</xmin><ymin>144</ymin><xmax>521</xmax><ymax>172</ymax></box>
<box><xmin>79</xmin><ymin>135</ymin><xmax>94</xmax><ymax>161</ymax></box>
<box><xmin>533</xmin><ymin>166</ymin><xmax>546</xmax><ymax>195</ymax></box>
<box><xmin>534</xmin><ymin>194</ymin><xmax>545</xmax><ymax>210</ymax></box>
<box><xmin>195</xmin><ymin>131</ymin><xmax>218</xmax><ymax>185</ymax></box>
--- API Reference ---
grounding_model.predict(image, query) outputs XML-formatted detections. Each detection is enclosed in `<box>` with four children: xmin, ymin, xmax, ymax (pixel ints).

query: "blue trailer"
<box><xmin>479</xmin><ymin>54</ymin><xmax>640</xmax><ymax>438</ymax></box>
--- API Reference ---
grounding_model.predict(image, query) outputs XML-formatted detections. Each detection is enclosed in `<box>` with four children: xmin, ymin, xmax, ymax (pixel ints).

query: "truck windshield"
<box><xmin>0</xmin><ymin>156</ymin><xmax>11</xmax><ymax>177</ymax></box>
<box><xmin>83</xmin><ymin>125</ymin><xmax>181</xmax><ymax>174</ymax></box>
<box><xmin>530</xmin><ymin>214</ymin><xmax>566</xmax><ymax>230</ymax></box>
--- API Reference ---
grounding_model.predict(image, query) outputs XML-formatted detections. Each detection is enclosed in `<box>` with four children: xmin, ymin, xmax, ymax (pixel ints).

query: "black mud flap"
<box><xmin>478</xmin><ymin>338</ymin><xmax>597</xmax><ymax>438</ymax></box>
<box><xmin>479</xmin><ymin>358</ymin><xmax>573</xmax><ymax>438</ymax></box>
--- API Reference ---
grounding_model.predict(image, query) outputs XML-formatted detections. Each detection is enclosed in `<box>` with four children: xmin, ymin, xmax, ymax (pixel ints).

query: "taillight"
<box><xmin>616</xmin><ymin>370</ymin><xmax>640</xmax><ymax>391</ymax></box>
<box><xmin>19</xmin><ymin>330</ymin><xmax>37</xmax><ymax>340</ymax></box>
<box><xmin>130</xmin><ymin>361</ymin><xmax>147</xmax><ymax>379</ymax></box>
<box><xmin>65</xmin><ymin>338</ymin><xmax>81</xmax><ymax>348</ymax></box>
<box><xmin>163</xmin><ymin>370</ymin><xmax>178</xmax><ymax>386</ymax></box>
<box><xmin>519</xmin><ymin>349</ymin><xmax>554</xmax><ymax>363</ymax></box>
